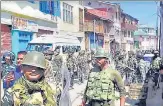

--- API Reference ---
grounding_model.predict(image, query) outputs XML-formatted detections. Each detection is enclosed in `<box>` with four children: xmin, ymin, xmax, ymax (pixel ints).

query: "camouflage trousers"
<box><xmin>86</xmin><ymin>100</ymin><xmax>115</xmax><ymax>106</ymax></box>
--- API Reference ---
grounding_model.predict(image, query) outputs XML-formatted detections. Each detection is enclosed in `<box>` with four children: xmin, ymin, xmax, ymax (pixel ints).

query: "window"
<box><xmin>124</xmin><ymin>31</ymin><xmax>127</xmax><ymax>37</ymax></box>
<box><xmin>79</xmin><ymin>1</ymin><xmax>83</xmax><ymax>5</ymax></box>
<box><xmin>39</xmin><ymin>1</ymin><xmax>54</xmax><ymax>15</ymax></box>
<box><xmin>63</xmin><ymin>2</ymin><xmax>73</xmax><ymax>24</ymax></box>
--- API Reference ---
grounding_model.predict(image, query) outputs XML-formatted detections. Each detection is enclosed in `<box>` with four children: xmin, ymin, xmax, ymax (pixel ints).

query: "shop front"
<box><xmin>11</xmin><ymin>16</ymin><xmax>38</xmax><ymax>56</ymax></box>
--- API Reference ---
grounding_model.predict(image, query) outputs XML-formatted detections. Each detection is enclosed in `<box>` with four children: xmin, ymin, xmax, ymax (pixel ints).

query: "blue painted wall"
<box><xmin>88</xmin><ymin>32</ymin><xmax>104</xmax><ymax>49</ymax></box>
<box><xmin>89</xmin><ymin>32</ymin><xmax>98</xmax><ymax>49</ymax></box>
<box><xmin>12</xmin><ymin>30</ymin><xmax>33</xmax><ymax>58</ymax></box>
<box><xmin>11</xmin><ymin>30</ymin><xmax>19</xmax><ymax>58</ymax></box>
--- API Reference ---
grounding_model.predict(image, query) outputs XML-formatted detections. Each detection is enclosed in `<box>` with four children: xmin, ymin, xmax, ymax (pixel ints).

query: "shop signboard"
<box><xmin>12</xmin><ymin>16</ymin><xmax>38</xmax><ymax>32</ymax></box>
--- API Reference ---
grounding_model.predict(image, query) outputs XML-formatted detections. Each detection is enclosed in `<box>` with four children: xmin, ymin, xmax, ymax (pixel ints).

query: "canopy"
<box><xmin>29</xmin><ymin>34</ymin><xmax>81</xmax><ymax>46</ymax></box>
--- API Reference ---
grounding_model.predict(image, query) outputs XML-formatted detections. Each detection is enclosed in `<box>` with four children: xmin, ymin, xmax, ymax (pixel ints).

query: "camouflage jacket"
<box><xmin>152</xmin><ymin>57</ymin><xmax>161</xmax><ymax>70</ymax></box>
<box><xmin>84</xmin><ymin>67</ymin><xmax>126</xmax><ymax>101</ymax></box>
<box><xmin>52</xmin><ymin>55</ymin><xmax>63</xmax><ymax>72</ymax></box>
<box><xmin>66</xmin><ymin>55</ymin><xmax>76</xmax><ymax>71</ymax></box>
<box><xmin>2</xmin><ymin>77</ymin><xmax>56</xmax><ymax>106</ymax></box>
<box><xmin>138</xmin><ymin>59</ymin><xmax>146</xmax><ymax>72</ymax></box>
<box><xmin>1</xmin><ymin>63</ymin><xmax>16</xmax><ymax>78</ymax></box>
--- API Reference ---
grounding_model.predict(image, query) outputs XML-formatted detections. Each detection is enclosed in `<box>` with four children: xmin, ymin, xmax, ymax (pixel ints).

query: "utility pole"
<box><xmin>160</xmin><ymin>1</ymin><xmax>163</xmax><ymax>58</ymax></box>
<box><xmin>156</xmin><ymin>1</ymin><xmax>159</xmax><ymax>50</ymax></box>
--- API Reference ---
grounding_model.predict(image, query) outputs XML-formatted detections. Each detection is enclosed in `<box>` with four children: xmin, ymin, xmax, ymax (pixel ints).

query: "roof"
<box><xmin>121</xmin><ymin>12</ymin><xmax>139</xmax><ymax>21</ymax></box>
<box><xmin>84</xmin><ymin>8</ymin><xmax>113</xmax><ymax>22</ymax></box>
<box><xmin>134</xmin><ymin>27</ymin><xmax>156</xmax><ymax>36</ymax></box>
<box><xmin>29</xmin><ymin>34</ymin><xmax>81</xmax><ymax>46</ymax></box>
<box><xmin>139</xmin><ymin>24</ymin><xmax>155</xmax><ymax>29</ymax></box>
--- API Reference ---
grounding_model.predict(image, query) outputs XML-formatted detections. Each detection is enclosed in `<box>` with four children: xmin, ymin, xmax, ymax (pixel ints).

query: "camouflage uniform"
<box><xmin>1</xmin><ymin>51</ymin><xmax>16</xmax><ymax>78</ymax></box>
<box><xmin>2</xmin><ymin>51</ymin><xmax>57</xmax><ymax>106</ymax></box>
<box><xmin>66</xmin><ymin>51</ymin><xmax>76</xmax><ymax>87</ymax></box>
<box><xmin>152</xmin><ymin>57</ymin><xmax>161</xmax><ymax>71</ymax></box>
<box><xmin>84</xmin><ymin>48</ymin><xmax>126</xmax><ymax>106</ymax></box>
<box><xmin>77</xmin><ymin>50</ymin><xmax>86</xmax><ymax>83</ymax></box>
<box><xmin>137</xmin><ymin>55</ymin><xmax>146</xmax><ymax>83</ymax></box>
<box><xmin>52</xmin><ymin>49</ymin><xmax>63</xmax><ymax>84</ymax></box>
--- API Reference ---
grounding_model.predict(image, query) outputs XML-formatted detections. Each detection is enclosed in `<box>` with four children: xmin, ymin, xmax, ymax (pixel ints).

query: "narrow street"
<box><xmin>69</xmin><ymin>80</ymin><xmax>87</xmax><ymax>106</ymax></box>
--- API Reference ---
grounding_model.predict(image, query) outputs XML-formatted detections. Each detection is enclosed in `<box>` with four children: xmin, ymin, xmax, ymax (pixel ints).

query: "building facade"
<box><xmin>121</xmin><ymin>12</ymin><xmax>139</xmax><ymax>52</ymax></box>
<box><xmin>57</xmin><ymin>1</ymin><xmax>85</xmax><ymax>50</ymax></box>
<box><xmin>1</xmin><ymin>1</ymin><xmax>59</xmax><ymax>56</ymax></box>
<box><xmin>83</xmin><ymin>1</ymin><xmax>116</xmax><ymax>52</ymax></box>
<box><xmin>134</xmin><ymin>25</ymin><xmax>158</xmax><ymax>50</ymax></box>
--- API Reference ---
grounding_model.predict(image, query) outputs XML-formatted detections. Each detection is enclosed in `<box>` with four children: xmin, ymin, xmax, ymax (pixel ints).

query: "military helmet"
<box><xmin>95</xmin><ymin>48</ymin><xmax>109</xmax><ymax>59</ymax></box>
<box><xmin>22</xmin><ymin>51</ymin><xmax>46</xmax><ymax>69</ymax></box>
<box><xmin>2</xmin><ymin>51</ymin><xmax>15</xmax><ymax>61</ymax></box>
<box><xmin>43</xmin><ymin>49</ymin><xmax>53</xmax><ymax>55</ymax></box>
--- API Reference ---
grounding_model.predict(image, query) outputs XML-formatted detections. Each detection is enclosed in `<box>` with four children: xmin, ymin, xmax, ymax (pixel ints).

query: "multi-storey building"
<box><xmin>83</xmin><ymin>1</ymin><xmax>121</xmax><ymax>53</ymax></box>
<box><xmin>1</xmin><ymin>1</ymin><xmax>60</xmax><ymax>55</ymax></box>
<box><xmin>121</xmin><ymin>12</ymin><xmax>139</xmax><ymax>52</ymax></box>
<box><xmin>133</xmin><ymin>25</ymin><xmax>158</xmax><ymax>50</ymax></box>
<box><xmin>57</xmin><ymin>1</ymin><xmax>85</xmax><ymax>50</ymax></box>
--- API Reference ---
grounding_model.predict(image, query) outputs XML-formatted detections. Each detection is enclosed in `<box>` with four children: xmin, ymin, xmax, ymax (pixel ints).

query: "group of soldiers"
<box><xmin>1</xmin><ymin>47</ymin><xmax>163</xmax><ymax>106</ymax></box>
<box><xmin>0</xmin><ymin>47</ymin><xmax>95</xmax><ymax>106</ymax></box>
<box><xmin>113</xmin><ymin>50</ymin><xmax>162</xmax><ymax>85</ymax></box>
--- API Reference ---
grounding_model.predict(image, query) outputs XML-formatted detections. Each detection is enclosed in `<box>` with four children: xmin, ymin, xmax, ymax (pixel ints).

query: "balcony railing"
<box><xmin>121</xmin><ymin>23</ymin><xmax>138</xmax><ymax>31</ymax></box>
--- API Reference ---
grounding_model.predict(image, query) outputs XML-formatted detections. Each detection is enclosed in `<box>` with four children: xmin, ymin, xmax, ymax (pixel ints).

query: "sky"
<box><xmin>112</xmin><ymin>1</ymin><xmax>159</xmax><ymax>28</ymax></box>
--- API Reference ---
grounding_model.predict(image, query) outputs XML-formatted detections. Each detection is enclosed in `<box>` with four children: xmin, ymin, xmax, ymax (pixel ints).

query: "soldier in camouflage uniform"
<box><xmin>152</xmin><ymin>50</ymin><xmax>161</xmax><ymax>72</ymax></box>
<box><xmin>2</xmin><ymin>51</ymin><xmax>56</xmax><ymax>106</ymax></box>
<box><xmin>43</xmin><ymin>49</ymin><xmax>54</xmax><ymax>80</ymax></box>
<box><xmin>90</xmin><ymin>50</ymin><xmax>96</xmax><ymax>67</ymax></box>
<box><xmin>83</xmin><ymin>48</ymin><xmax>126</xmax><ymax>106</ymax></box>
<box><xmin>1</xmin><ymin>51</ymin><xmax>16</xmax><ymax>79</ymax></box>
<box><xmin>66</xmin><ymin>50</ymin><xmax>76</xmax><ymax>88</ymax></box>
<box><xmin>43</xmin><ymin>49</ymin><xmax>62</xmax><ymax>106</ymax></box>
<box><xmin>52</xmin><ymin>48</ymin><xmax>63</xmax><ymax>85</ymax></box>
<box><xmin>77</xmin><ymin>50</ymin><xmax>86</xmax><ymax>83</ymax></box>
<box><xmin>137</xmin><ymin>54</ymin><xmax>146</xmax><ymax>83</ymax></box>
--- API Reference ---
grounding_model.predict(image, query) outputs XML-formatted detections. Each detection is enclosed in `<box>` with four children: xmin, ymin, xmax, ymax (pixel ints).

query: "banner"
<box><xmin>12</xmin><ymin>16</ymin><xmax>38</xmax><ymax>32</ymax></box>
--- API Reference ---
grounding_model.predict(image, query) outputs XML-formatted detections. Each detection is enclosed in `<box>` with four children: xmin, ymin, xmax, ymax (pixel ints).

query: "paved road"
<box><xmin>69</xmin><ymin>80</ymin><xmax>87</xmax><ymax>106</ymax></box>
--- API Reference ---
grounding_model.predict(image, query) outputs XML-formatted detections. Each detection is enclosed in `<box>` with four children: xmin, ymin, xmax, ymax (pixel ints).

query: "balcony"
<box><xmin>121</xmin><ymin>23</ymin><xmax>138</xmax><ymax>31</ymax></box>
<box><xmin>84</xmin><ymin>20</ymin><xmax>104</xmax><ymax>33</ymax></box>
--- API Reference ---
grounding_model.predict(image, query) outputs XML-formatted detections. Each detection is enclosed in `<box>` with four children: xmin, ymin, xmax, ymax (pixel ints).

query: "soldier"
<box><xmin>152</xmin><ymin>50</ymin><xmax>161</xmax><ymax>72</ymax></box>
<box><xmin>43</xmin><ymin>49</ymin><xmax>62</xmax><ymax>106</ymax></box>
<box><xmin>137</xmin><ymin>54</ymin><xmax>146</xmax><ymax>83</ymax></box>
<box><xmin>66</xmin><ymin>50</ymin><xmax>76</xmax><ymax>88</ymax></box>
<box><xmin>83</xmin><ymin>48</ymin><xmax>126</xmax><ymax>106</ymax></box>
<box><xmin>90</xmin><ymin>50</ymin><xmax>96</xmax><ymax>67</ymax></box>
<box><xmin>2</xmin><ymin>51</ymin><xmax>56</xmax><ymax>106</ymax></box>
<box><xmin>77</xmin><ymin>50</ymin><xmax>86</xmax><ymax>83</ymax></box>
<box><xmin>52</xmin><ymin>48</ymin><xmax>63</xmax><ymax>85</ymax></box>
<box><xmin>1</xmin><ymin>51</ymin><xmax>16</xmax><ymax>78</ymax></box>
<box><xmin>43</xmin><ymin>49</ymin><xmax>54</xmax><ymax>80</ymax></box>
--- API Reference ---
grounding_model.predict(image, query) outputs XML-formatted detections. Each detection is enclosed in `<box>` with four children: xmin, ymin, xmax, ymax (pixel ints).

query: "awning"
<box><xmin>29</xmin><ymin>34</ymin><xmax>81</xmax><ymax>46</ymax></box>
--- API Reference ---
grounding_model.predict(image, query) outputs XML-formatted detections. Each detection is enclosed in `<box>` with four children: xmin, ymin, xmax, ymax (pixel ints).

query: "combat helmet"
<box><xmin>2</xmin><ymin>51</ymin><xmax>15</xmax><ymax>62</ymax></box>
<box><xmin>95</xmin><ymin>47</ymin><xmax>109</xmax><ymax>59</ymax></box>
<box><xmin>43</xmin><ymin>49</ymin><xmax>54</xmax><ymax>55</ymax></box>
<box><xmin>22</xmin><ymin>51</ymin><xmax>46</xmax><ymax>69</ymax></box>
